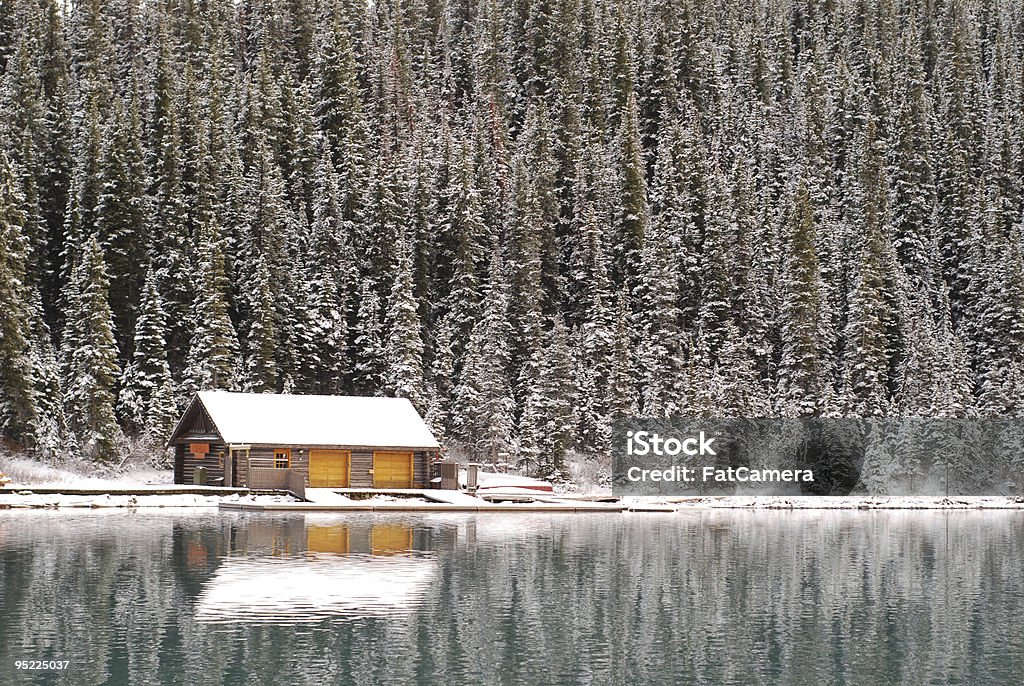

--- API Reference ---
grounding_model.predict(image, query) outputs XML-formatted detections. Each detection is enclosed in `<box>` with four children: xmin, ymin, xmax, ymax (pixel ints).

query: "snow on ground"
<box><xmin>4</xmin><ymin>455</ymin><xmax>1023</xmax><ymax>510</ymax></box>
<box><xmin>557</xmin><ymin>452</ymin><xmax>612</xmax><ymax>495</ymax></box>
<box><xmin>0</xmin><ymin>454</ymin><xmax>172</xmax><ymax>488</ymax></box>
<box><xmin>634</xmin><ymin>495</ymin><xmax>1024</xmax><ymax>510</ymax></box>
<box><xmin>0</xmin><ymin>491</ymin><xmax>300</xmax><ymax>509</ymax></box>
<box><xmin>5</xmin><ymin>489</ymin><xmax>1022</xmax><ymax>510</ymax></box>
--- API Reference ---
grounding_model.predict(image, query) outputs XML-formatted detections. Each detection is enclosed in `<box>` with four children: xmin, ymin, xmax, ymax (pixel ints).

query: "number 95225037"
<box><xmin>15</xmin><ymin>660</ymin><xmax>69</xmax><ymax>670</ymax></box>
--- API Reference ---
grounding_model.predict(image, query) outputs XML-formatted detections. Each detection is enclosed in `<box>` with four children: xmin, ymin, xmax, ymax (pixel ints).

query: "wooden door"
<box><xmin>309</xmin><ymin>449</ymin><xmax>351</xmax><ymax>487</ymax></box>
<box><xmin>372</xmin><ymin>451</ymin><xmax>414</xmax><ymax>488</ymax></box>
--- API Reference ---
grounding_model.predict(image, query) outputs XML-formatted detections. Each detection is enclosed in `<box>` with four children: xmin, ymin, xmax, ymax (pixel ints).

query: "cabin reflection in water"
<box><xmin>195</xmin><ymin>517</ymin><xmax>448</xmax><ymax>624</ymax></box>
<box><xmin>227</xmin><ymin>516</ymin><xmax>441</xmax><ymax>557</ymax></box>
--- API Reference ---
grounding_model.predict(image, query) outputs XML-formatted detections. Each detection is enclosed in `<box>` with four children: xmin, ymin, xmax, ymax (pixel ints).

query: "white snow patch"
<box><xmin>0</xmin><ymin>455</ymin><xmax>172</xmax><ymax>488</ymax></box>
<box><xmin>625</xmin><ymin>495</ymin><xmax>1024</xmax><ymax>510</ymax></box>
<box><xmin>0</xmin><ymin>491</ymin><xmax>299</xmax><ymax>509</ymax></box>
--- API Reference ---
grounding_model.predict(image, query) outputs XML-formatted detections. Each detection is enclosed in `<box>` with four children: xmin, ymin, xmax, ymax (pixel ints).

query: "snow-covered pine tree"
<box><xmin>517</xmin><ymin>102</ymin><xmax>562</xmax><ymax>316</ymax></box>
<box><xmin>673</xmin><ymin>114</ymin><xmax>712</xmax><ymax>331</ymax></box>
<box><xmin>95</xmin><ymin>94</ymin><xmax>148</xmax><ymax>358</ymax></box>
<box><xmin>62</xmin><ymin>234</ymin><xmax>123</xmax><ymax>460</ymax></box>
<box><xmin>695</xmin><ymin>162</ymin><xmax>735</xmax><ymax>363</ymax></box>
<box><xmin>568</xmin><ymin>170</ymin><xmax>615</xmax><ymax>452</ymax></box>
<box><xmin>710</xmin><ymin>320</ymin><xmax>771</xmax><ymax>417</ymax></box>
<box><xmin>776</xmin><ymin>179</ymin><xmax>824</xmax><ymax>417</ymax></box>
<box><xmin>240</xmin><ymin>252</ymin><xmax>278</xmax><ymax>393</ymax></box>
<box><xmin>888</xmin><ymin>74</ymin><xmax>936</xmax><ymax>287</ymax></box>
<box><xmin>973</xmin><ymin>221</ymin><xmax>1024</xmax><ymax>415</ymax></box>
<box><xmin>183</xmin><ymin>217</ymin><xmax>239</xmax><ymax>397</ymax></box>
<box><xmin>351</xmin><ymin>277</ymin><xmax>385</xmax><ymax>396</ymax></box>
<box><xmin>611</xmin><ymin>89</ymin><xmax>649</xmax><ymax>296</ymax></box>
<box><xmin>25</xmin><ymin>285</ymin><xmax>66</xmax><ymax>455</ymax></box>
<box><xmin>34</xmin><ymin>2</ymin><xmax>72</xmax><ymax>316</ymax></box>
<box><xmin>60</xmin><ymin>100</ymin><xmax>102</xmax><ymax>291</ymax></box>
<box><xmin>0</xmin><ymin>38</ymin><xmax>47</xmax><ymax>279</ymax></box>
<box><xmin>518</xmin><ymin>314</ymin><xmax>575</xmax><ymax>481</ymax></box>
<box><xmin>451</xmin><ymin>244</ymin><xmax>516</xmax><ymax>464</ymax></box>
<box><xmin>0</xmin><ymin>149</ymin><xmax>41</xmax><ymax>448</ymax></box>
<box><xmin>272</xmin><ymin>207</ymin><xmax>311</xmax><ymax>393</ymax></box>
<box><xmin>606</xmin><ymin>286</ymin><xmax>638</xmax><ymax>419</ymax></box>
<box><xmin>311</xmin><ymin>14</ymin><xmax>366</xmax><ymax>168</ymax></box>
<box><xmin>843</xmin><ymin>119</ymin><xmax>904</xmax><ymax>416</ymax></box>
<box><xmin>383</xmin><ymin>231</ymin><xmax>426</xmax><ymax>412</ymax></box>
<box><xmin>146</xmin><ymin>20</ymin><xmax>191</xmax><ymax>374</ymax></box>
<box><xmin>637</xmin><ymin>135</ymin><xmax>684</xmax><ymax>416</ymax></box>
<box><xmin>117</xmin><ymin>266</ymin><xmax>175</xmax><ymax>437</ymax></box>
<box><xmin>506</xmin><ymin>156</ymin><xmax>545</xmax><ymax>406</ymax></box>
<box><xmin>425</xmin><ymin>312</ymin><xmax>456</xmax><ymax>440</ymax></box>
<box><xmin>305</xmin><ymin>138</ymin><xmax>353</xmax><ymax>394</ymax></box>
<box><xmin>438</xmin><ymin>136</ymin><xmax>485</xmax><ymax>361</ymax></box>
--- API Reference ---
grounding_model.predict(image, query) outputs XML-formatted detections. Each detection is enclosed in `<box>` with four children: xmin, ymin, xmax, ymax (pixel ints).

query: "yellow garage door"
<box><xmin>309</xmin><ymin>450</ymin><xmax>350</xmax><ymax>487</ymax></box>
<box><xmin>373</xmin><ymin>451</ymin><xmax>414</xmax><ymax>488</ymax></box>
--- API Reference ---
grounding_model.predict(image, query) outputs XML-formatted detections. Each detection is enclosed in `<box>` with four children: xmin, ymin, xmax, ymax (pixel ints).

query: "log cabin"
<box><xmin>168</xmin><ymin>391</ymin><xmax>441</xmax><ymax>490</ymax></box>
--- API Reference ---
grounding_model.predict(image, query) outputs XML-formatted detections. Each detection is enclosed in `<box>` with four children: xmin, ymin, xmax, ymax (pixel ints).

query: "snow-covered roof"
<box><xmin>174</xmin><ymin>391</ymin><xmax>439</xmax><ymax>449</ymax></box>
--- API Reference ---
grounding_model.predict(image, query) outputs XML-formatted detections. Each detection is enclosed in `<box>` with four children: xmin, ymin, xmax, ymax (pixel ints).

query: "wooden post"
<box><xmin>225</xmin><ymin>447</ymin><xmax>234</xmax><ymax>487</ymax></box>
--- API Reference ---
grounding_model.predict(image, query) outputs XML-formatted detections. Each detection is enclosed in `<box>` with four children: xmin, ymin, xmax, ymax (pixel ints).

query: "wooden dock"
<box><xmin>223</xmin><ymin>488</ymin><xmax>630</xmax><ymax>512</ymax></box>
<box><xmin>219</xmin><ymin>501</ymin><xmax>629</xmax><ymax>512</ymax></box>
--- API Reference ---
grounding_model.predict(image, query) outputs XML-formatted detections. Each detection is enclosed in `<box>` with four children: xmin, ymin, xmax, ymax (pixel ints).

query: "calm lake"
<box><xmin>2</xmin><ymin>510</ymin><xmax>1023</xmax><ymax>685</ymax></box>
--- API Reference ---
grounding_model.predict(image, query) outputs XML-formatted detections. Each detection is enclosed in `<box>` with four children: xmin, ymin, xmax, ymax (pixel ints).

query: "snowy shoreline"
<box><xmin>656</xmin><ymin>495</ymin><xmax>1024</xmax><ymax>510</ymax></box>
<box><xmin>2</xmin><ymin>488</ymin><xmax>1024</xmax><ymax>511</ymax></box>
<box><xmin>0</xmin><ymin>490</ymin><xmax>299</xmax><ymax>509</ymax></box>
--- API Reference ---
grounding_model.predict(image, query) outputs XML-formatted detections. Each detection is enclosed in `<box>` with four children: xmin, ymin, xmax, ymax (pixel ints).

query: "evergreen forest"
<box><xmin>1</xmin><ymin>0</ymin><xmax>1022</xmax><ymax>481</ymax></box>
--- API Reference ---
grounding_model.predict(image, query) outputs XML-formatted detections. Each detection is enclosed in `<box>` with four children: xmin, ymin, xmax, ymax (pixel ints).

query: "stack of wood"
<box><xmin>0</xmin><ymin>473</ymin><xmax>10</xmax><ymax>487</ymax></box>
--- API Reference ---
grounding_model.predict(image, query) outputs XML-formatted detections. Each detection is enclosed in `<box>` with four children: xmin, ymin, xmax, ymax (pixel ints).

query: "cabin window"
<box><xmin>274</xmin><ymin>449</ymin><xmax>291</xmax><ymax>469</ymax></box>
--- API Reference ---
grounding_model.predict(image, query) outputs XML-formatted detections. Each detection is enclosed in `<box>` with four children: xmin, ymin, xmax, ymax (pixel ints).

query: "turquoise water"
<box><xmin>2</xmin><ymin>510</ymin><xmax>1023</xmax><ymax>685</ymax></box>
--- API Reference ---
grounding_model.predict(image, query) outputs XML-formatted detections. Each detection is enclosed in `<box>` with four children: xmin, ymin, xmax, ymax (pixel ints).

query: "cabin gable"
<box><xmin>167</xmin><ymin>398</ymin><xmax>222</xmax><ymax>446</ymax></box>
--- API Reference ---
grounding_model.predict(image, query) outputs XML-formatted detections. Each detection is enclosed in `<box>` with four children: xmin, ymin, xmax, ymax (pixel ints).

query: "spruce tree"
<box><xmin>438</xmin><ymin>137</ymin><xmax>485</xmax><ymax>360</ymax></box>
<box><xmin>383</xmin><ymin>232</ymin><xmax>426</xmax><ymax>411</ymax></box>
<box><xmin>146</xmin><ymin>19</ymin><xmax>192</xmax><ymax>376</ymax></box>
<box><xmin>117</xmin><ymin>267</ymin><xmax>175</xmax><ymax>436</ymax></box>
<box><xmin>606</xmin><ymin>287</ymin><xmax>638</xmax><ymax>419</ymax></box>
<box><xmin>183</xmin><ymin>218</ymin><xmax>239</xmax><ymax>396</ymax></box>
<box><xmin>776</xmin><ymin>180</ymin><xmax>823</xmax><ymax>417</ymax></box>
<box><xmin>95</xmin><ymin>95</ymin><xmax>148</xmax><ymax>356</ymax></box>
<box><xmin>451</xmin><ymin>246</ymin><xmax>515</xmax><ymax>463</ymax></box>
<box><xmin>62</xmin><ymin>235</ymin><xmax>123</xmax><ymax>460</ymax></box>
<box><xmin>506</xmin><ymin>157</ymin><xmax>545</xmax><ymax>405</ymax></box>
<box><xmin>426</xmin><ymin>313</ymin><xmax>456</xmax><ymax>440</ymax></box>
<box><xmin>306</xmin><ymin>140</ymin><xmax>353</xmax><ymax>394</ymax></box>
<box><xmin>25</xmin><ymin>286</ymin><xmax>66</xmax><ymax>455</ymax></box>
<box><xmin>612</xmin><ymin>90</ymin><xmax>649</xmax><ymax>295</ymax></box>
<box><xmin>0</xmin><ymin>150</ymin><xmax>40</xmax><ymax>447</ymax></box>
<box><xmin>240</xmin><ymin>253</ymin><xmax>278</xmax><ymax>393</ymax></box>
<box><xmin>351</xmin><ymin>277</ymin><xmax>385</xmax><ymax>396</ymax></box>
<box><xmin>518</xmin><ymin>315</ymin><xmax>576</xmax><ymax>481</ymax></box>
